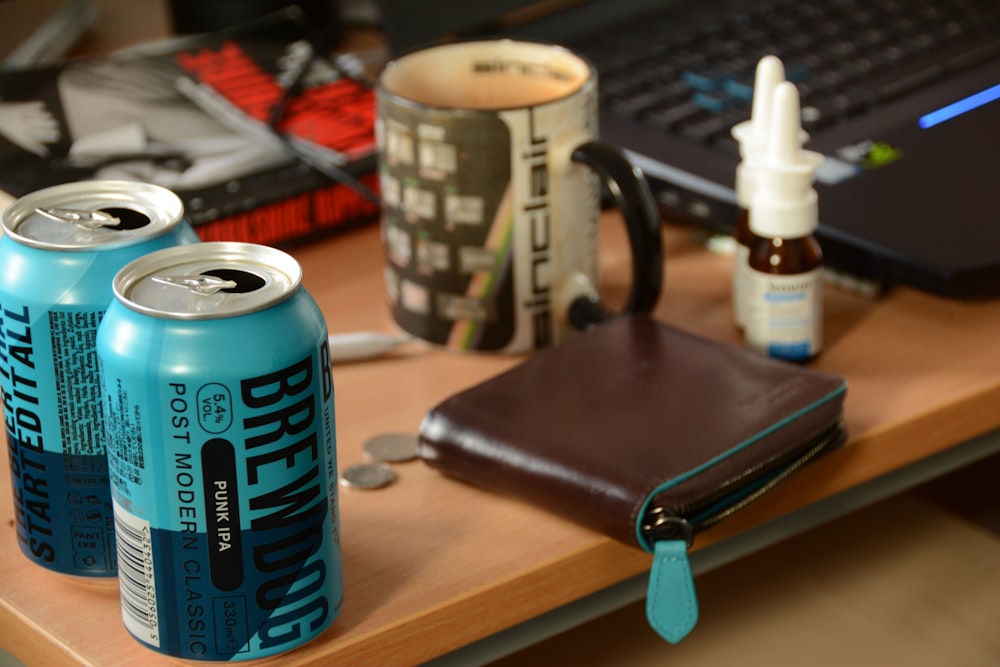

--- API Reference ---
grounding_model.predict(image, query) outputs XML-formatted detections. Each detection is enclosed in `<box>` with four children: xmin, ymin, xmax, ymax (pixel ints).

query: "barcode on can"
<box><xmin>113</xmin><ymin>502</ymin><xmax>160</xmax><ymax>648</ymax></box>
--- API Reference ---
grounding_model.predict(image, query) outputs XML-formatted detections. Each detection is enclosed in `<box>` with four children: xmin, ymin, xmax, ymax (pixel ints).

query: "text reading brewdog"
<box><xmin>97</xmin><ymin>243</ymin><xmax>343</xmax><ymax>660</ymax></box>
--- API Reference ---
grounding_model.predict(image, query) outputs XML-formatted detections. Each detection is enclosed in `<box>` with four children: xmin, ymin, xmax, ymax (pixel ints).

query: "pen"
<box><xmin>327</xmin><ymin>331</ymin><xmax>414</xmax><ymax>362</ymax></box>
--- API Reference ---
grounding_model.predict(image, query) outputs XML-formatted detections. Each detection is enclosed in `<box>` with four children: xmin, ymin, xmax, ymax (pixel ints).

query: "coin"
<box><xmin>362</xmin><ymin>433</ymin><xmax>419</xmax><ymax>463</ymax></box>
<box><xmin>339</xmin><ymin>462</ymin><xmax>395</xmax><ymax>490</ymax></box>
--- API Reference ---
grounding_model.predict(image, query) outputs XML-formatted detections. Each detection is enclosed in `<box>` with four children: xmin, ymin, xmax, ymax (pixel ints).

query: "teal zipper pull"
<box><xmin>642</xmin><ymin>512</ymin><xmax>697</xmax><ymax>643</ymax></box>
<box><xmin>638</xmin><ymin>420</ymin><xmax>847</xmax><ymax>644</ymax></box>
<box><xmin>646</xmin><ymin>539</ymin><xmax>698</xmax><ymax>643</ymax></box>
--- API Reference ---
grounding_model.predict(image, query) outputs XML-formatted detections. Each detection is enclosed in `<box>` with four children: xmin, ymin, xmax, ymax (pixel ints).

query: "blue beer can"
<box><xmin>0</xmin><ymin>180</ymin><xmax>199</xmax><ymax>579</ymax></box>
<box><xmin>96</xmin><ymin>242</ymin><xmax>343</xmax><ymax>661</ymax></box>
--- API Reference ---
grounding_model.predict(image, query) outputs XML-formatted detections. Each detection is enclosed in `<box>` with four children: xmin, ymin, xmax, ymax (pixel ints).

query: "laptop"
<box><xmin>375</xmin><ymin>0</ymin><xmax>1000</xmax><ymax>298</ymax></box>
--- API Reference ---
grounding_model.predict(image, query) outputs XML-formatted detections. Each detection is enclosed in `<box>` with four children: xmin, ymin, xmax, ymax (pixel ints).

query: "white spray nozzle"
<box><xmin>750</xmin><ymin>82</ymin><xmax>825</xmax><ymax>238</ymax></box>
<box><xmin>771</xmin><ymin>83</ymin><xmax>806</xmax><ymax>162</ymax></box>
<box><xmin>766</xmin><ymin>83</ymin><xmax>824</xmax><ymax>178</ymax></box>
<box><xmin>732</xmin><ymin>55</ymin><xmax>786</xmax><ymax>206</ymax></box>
<box><xmin>732</xmin><ymin>54</ymin><xmax>785</xmax><ymax>155</ymax></box>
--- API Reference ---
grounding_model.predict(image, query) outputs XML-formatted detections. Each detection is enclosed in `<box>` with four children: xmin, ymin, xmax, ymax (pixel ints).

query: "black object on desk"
<box><xmin>377</xmin><ymin>0</ymin><xmax>1000</xmax><ymax>298</ymax></box>
<box><xmin>168</xmin><ymin>0</ymin><xmax>340</xmax><ymax>47</ymax></box>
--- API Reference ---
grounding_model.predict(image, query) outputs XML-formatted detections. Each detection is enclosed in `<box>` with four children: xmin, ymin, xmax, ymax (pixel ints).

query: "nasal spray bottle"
<box><xmin>729</xmin><ymin>55</ymin><xmax>786</xmax><ymax>331</ymax></box>
<box><xmin>744</xmin><ymin>82</ymin><xmax>825</xmax><ymax>361</ymax></box>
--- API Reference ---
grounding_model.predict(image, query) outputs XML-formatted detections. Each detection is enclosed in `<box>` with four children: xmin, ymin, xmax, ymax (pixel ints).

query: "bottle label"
<box><xmin>745</xmin><ymin>267</ymin><xmax>823</xmax><ymax>360</ymax></box>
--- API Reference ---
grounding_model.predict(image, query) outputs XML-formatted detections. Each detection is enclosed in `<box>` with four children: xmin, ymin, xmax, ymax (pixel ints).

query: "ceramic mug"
<box><xmin>376</xmin><ymin>39</ymin><xmax>663</xmax><ymax>353</ymax></box>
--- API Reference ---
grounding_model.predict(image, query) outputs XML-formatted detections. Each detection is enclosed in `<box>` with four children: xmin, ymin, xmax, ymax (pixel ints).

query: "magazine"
<box><xmin>0</xmin><ymin>10</ymin><xmax>379</xmax><ymax>244</ymax></box>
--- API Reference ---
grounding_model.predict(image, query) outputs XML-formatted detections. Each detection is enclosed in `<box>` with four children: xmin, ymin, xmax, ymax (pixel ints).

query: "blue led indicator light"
<box><xmin>919</xmin><ymin>83</ymin><xmax>1000</xmax><ymax>129</ymax></box>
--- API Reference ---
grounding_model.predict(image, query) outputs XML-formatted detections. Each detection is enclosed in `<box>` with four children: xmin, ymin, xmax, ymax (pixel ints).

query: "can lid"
<box><xmin>1</xmin><ymin>181</ymin><xmax>185</xmax><ymax>250</ymax></box>
<box><xmin>113</xmin><ymin>242</ymin><xmax>303</xmax><ymax>320</ymax></box>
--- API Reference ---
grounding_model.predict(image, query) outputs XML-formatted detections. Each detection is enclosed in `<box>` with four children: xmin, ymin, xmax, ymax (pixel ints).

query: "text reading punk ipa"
<box><xmin>96</xmin><ymin>242</ymin><xmax>343</xmax><ymax>660</ymax></box>
<box><xmin>0</xmin><ymin>180</ymin><xmax>198</xmax><ymax>578</ymax></box>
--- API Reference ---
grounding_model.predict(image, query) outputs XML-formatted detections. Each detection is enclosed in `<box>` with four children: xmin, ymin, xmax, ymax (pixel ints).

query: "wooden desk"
<box><xmin>4</xmin><ymin>4</ymin><xmax>1000</xmax><ymax>666</ymax></box>
<box><xmin>3</xmin><ymin>214</ymin><xmax>1000</xmax><ymax>666</ymax></box>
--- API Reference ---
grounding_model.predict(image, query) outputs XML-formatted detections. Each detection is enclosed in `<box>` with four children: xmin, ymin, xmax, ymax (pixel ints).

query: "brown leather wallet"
<box><xmin>418</xmin><ymin>314</ymin><xmax>847</xmax><ymax>643</ymax></box>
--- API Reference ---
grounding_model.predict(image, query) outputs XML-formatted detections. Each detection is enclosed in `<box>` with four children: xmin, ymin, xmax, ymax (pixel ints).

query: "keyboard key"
<box><xmin>601</xmin><ymin>68</ymin><xmax>661</xmax><ymax>98</ymax></box>
<box><xmin>643</xmin><ymin>102</ymin><xmax>704</xmax><ymax>130</ymax></box>
<box><xmin>800</xmin><ymin>104</ymin><xmax>833</xmax><ymax>132</ymax></box>
<box><xmin>722</xmin><ymin>75</ymin><xmax>755</xmax><ymax>102</ymax></box>
<box><xmin>609</xmin><ymin>89</ymin><xmax>675</xmax><ymax>116</ymax></box>
<box><xmin>680</xmin><ymin>67</ymin><xmax>730</xmax><ymax>92</ymax></box>
<box><xmin>794</xmin><ymin>76</ymin><xmax>836</xmax><ymax>104</ymax></box>
<box><xmin>782</xmin><ymin>61</ymin><xmax>812</xmax><ymax>83</ymax></box>
<box><xmin>668</xmin><ymin>49</ymin><xmax>709</xmax><ymax>71</ymax></box>
<box><xmin>805</xmin><ymin>90</ymin><xmax>875</xmax><ymax>120</ymax></box>
<box><xmin>678</xmin><ymin>114</ymin><xmax>736</xmax><ymax>143</ymax></box>
<box><xmin>632</xmin><ymin>59</ymin><xmax>678</xmax><ymax>84</ymax></box>
<box><xmin>692</xmin><ymin>90</ymin><xmax>735</xmax><ymax>113</ymax></box>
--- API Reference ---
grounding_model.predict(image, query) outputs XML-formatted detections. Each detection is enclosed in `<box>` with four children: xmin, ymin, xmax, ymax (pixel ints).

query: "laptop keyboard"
<box><xmin>575</xmin><ymin>0</ymin><xmax>1000</xmax><ymax>155</ymax></box>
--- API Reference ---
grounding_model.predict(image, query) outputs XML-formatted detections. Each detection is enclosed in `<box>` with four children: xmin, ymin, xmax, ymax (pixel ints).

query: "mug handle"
<box><xmin>568</xmin><ymin>140</ymin><xmax>664</xmax><ymax>330</ymax></box>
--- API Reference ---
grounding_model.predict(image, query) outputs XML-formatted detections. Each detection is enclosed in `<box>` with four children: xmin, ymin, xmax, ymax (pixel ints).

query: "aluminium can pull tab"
<box><xmin>34</xmin><ymin>206</ymin><xmax>122</xmax><ymax>230</ymax></box>
<box><xmin>151</xmin><ymin>273</ymin><xmax>238</xmax><ymax>296</ymax></box>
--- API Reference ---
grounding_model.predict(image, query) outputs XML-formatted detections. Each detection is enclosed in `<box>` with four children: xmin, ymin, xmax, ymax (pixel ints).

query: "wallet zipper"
<box><xmin>641</xmin><ymin>419</ymin><xmax>845</xmax><ymax>544</ymax></box>
<box><xmin>640</xmin><ymin>419</ymin><xmax>845</xmax><ymax>644</ymax></box>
